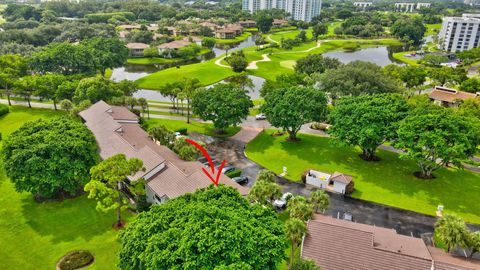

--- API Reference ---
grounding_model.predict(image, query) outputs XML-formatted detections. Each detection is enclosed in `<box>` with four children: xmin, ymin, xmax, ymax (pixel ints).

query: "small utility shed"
<box><xmin>330</xmin><ymin>172</ymin><xmax>352</xmax><ymax>194</ymax></box>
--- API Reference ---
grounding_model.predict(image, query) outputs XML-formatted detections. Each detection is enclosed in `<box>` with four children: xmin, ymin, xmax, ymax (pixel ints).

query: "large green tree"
<box><xmin>2</xmin><ymin>117</ymin><xmax>99</xmax><ymax>198</ymax></box>
<box><xmin>317</xmin><ymin>61</ymin><xmax>402</xmax><ymax>99</ymax></box>
<box><xmin>262</xmin><ymin>87</ymin><xmax>327</xmax><ymax>141</ymax></box>
<box><xmin>328</xmin><ymin>94</ymin><xmax>409</xmax><ymax>161</ymax></box>
<box><xmin>118</xmin><ymin>185</ymin><xmax>286</xmax><ymax>269</ymax></box>
<box><xmin>83</xmin><ymin>37</ymin><xmax>129</xmax><ymax>76</ymax></box>
<box><xmin>395</xmin><ymin>107</ymin><xmax>480</xmax><ymax>178</ymax></box>
<box><xmin>294</xmin><ymin>54</ymin><xmax>341</xmax><ymax>75</ymax></box>
<box><xmin>0</xmin><ymin>54</ymin><xmax>28</xmax><ymax>106</ymax></box>
<box><xmin>391</xmin><ymin>16</ymin><xmax>426</xmax><ymax>45</ymax></box>
<box><xmin>192</xmin><ymin>84</ymin><xmax>253</xmax><ymax>133</ymax></box>
<box><xmin>84</xmin><ymin>154</ymin><xmax>144</xmax><ymax>227</ymax></box>
<box><xmin>29</xmin><ymin>42</ymin><xmax>97</xmax><ymax>75</ymax></box>
<box><xmin>73</xmin><ymin>76</ymin><xmax>123</xmax><ymax>103</ymax></box>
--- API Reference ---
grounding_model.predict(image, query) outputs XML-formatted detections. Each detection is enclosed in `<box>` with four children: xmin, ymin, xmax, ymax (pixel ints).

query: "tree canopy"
<box><xmin>1</xmin><ymin>117</ymin><xmax>99</xmax><ymax>198</ymax></box>
<box><xmin>317</xmin><ymin>61</ymin><xmax>402</xmax><ymax>98</ymax></box>
<box><xmin>192</xmin><ymin>84</ymin><xmax>253</xmax><ymax>132</ymax></box>
<box><xmin>328</xmin><ymin>94</ymin><xmax>409</xmax><ymax>161</ymax></box>
<box><xmin>294</xmin><ymin>54</ymin><xmax>341</xmax><ymax>75</ymax></box>
<box><xmin>262</xmin><ymin>86</ymin><xmax>327</xmax><ymax>141</ymax></box>
<box><xmin>395</xmin><ymin>107</ymin><xmax>480</xmax><ymax>178</ymax></box>
<box><xmin>118</xmin><ymin>185</ymin><xmax>286</xmax><ymax>270</ymax></box>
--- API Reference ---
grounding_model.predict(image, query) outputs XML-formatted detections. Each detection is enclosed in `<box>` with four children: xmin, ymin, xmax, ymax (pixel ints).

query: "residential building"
<box><xmin>273</xmin><ymin>19</ymin><xmax>289</xmax><ymax>28</ymax></box>
<box><xmin>428</xmin><ymin>86</ymin><xmax>479</xmax><ymax>107</ymax></box>
<box><xmin>353</xmin><ymin>1</ymin><xmax>373</xmax><ymax>10</ymax></box>
<box><xmin>126</xmin><ymin>43</ymin><xmax>149</xmax><ymax>57</ymax></box>
<box><xmin>156</xmin><ymin>39</ymin><xmax>192</xmax><ymax>57</ymax></box>
<box><xmin>79</xmin><ymin>101</ymin><xmax>248</xmax><ymax>205</ymax></box>
<box><xmin>394</xmin><ymin>2</ymin><xmax>430</xmax><ymax>12</ymax></box>
<box><xmin>215</xmin><ymin>24</ymin><xmax>244</xmax><ymax>39</ymax></box>
<box><xmin>238</xmin><ymin>20</ymin><xmax>257</xmax><ymax>28</ymax></box>
<box><xmin>439</xmin><ymin>14</ymin><xmax>480</xmax><ymax>52</ymax></box>
<box><xmin>242</xmin><ymin>0</ymin><xmax>321</xmax><ymax>22</ymax></box>
<box><xmin>301</xmin><ymin>215</ymin><xmax>480</xmax><ymax>270</ymax></box>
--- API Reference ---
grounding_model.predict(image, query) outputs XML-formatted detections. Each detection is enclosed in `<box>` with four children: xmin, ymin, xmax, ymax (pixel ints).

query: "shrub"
<box><xmin>226</xmin><ymin>169</ymin><xmax>242</xmax><ymax>178</ymax></box>
<box><xmin>345</xmin><ymin>181</ymin><xmax>355</xmax><ymax>195</ymax></box>
<box><xmin>58</xmin><ymin>250</ymin><xmax>94</xmax><ymax>270</ymax></box>
<box><xmin>0</xmin><ymin>104</ymin><xmax>9</xmax><ymax>117</ymax></box>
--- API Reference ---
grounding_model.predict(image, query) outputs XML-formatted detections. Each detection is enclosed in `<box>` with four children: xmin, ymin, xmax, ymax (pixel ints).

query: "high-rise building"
<box><xmin>438</xmin><ymin>14</ymin><xmax>480</xmax><ymax>52</ymax></box>
<box><xmin>242</xmin><ymin>0</ymin><xmax>322</xmax><ymax>22</ymax></box>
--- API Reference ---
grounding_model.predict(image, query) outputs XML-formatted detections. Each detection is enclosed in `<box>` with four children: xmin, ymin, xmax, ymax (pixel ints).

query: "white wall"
<box><xmin>333</xmin><ymin>182</ymin><xmax>347</xmax><ymax>194</ymax></box>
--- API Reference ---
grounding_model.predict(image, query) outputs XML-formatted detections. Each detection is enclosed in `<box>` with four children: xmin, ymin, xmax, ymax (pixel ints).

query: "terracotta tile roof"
<box><xmin>79</xmin><ymin>101</ymin><xmax>249</xmax><ymax>199</ymax></box>
<box><xmin>157</xmin><ymin>39</ymin><xmax>191</xmax><ymax>49</ymax></box>
<box><xmin>126</xmin><ymin>43</ymin><xmax>149</xmax><ymax>49</ymax></box>
<box><xmin>429</xmin><ymin>86</ymin><xmax>478</xmax><ymax>103</ymax></box>
<box><xmin>330</xmin><ymin>172</ymin><xmax>353</xmax><ymax>184</ymax></box>
<box><xmin>428</xmin><ymin>246</ymin><xmax>480</xmax><ymax>270</ymax></box>
<box><xmin>238</xmin><ymin>20</ymin><xmax>256</xmax><ymax>24</ymax></box>
<box><xmin>216</xmin><ymin>28</ymin><xmax>236</xmax><ymax>34</ymax></box>
<box><xmin>302</xmin><ymin>215</ymin><xmax>433</xmax><ymax>270</ymax></box>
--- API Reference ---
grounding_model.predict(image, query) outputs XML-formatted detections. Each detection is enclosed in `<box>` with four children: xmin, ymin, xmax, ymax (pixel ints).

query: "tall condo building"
<box><xmin>438</xmin><ymin>14</ymin><xmax>480</xmax><ymax>52</ymax></box>
<box><xmin>242</xmin><ymin>0</ymin><xmax>322</xmax><ymax>22</ymax></box>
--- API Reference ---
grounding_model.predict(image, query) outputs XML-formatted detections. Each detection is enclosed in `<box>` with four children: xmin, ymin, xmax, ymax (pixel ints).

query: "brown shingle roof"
<box><xmin>302</xmin><ymin>215</ymin><xmax>433</xmax><ymax>270</ymax></box>
<box><xmin>330</xmin><ymin>172</ymin><xmax>353</xmax><ymax>184</ymax></box>
<box><xmin>429</xmin><ymin>86</ymin><xmax>478</xmax><ymax>103</ymax></box>
<box><xmin>79</xmin><ymin>101</ymin><xmax>249</xmax><ymax>199</ymax></box>
<box><xmin>126</xmin><ymin>43</ymin><xmax>149</xmax><ymax>49</ymax></box>
<box><xmin>428</xmin><ymin>246</ymin><xmax>480</xmax><ymax>270</ymax></box>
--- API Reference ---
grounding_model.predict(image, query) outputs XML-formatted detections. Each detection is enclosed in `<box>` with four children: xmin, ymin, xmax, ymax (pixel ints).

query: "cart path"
<box><xmin>246</xmin><ymin>53</ymin><xmax>271</xmax><ymax>70</ymax></box>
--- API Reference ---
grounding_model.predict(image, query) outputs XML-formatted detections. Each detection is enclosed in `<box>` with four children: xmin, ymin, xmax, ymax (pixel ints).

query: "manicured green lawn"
<box><xmin>215</xmin><ymin>32</ymin><xmax>251</xmax><ymax>44</ymax></box>
<box><xmin>246</xmin><ymin>131</ymin><xmax>480</xmax><ymax>223</ymax></box>
<box><xmin>392</xmin><ymin>51</ymin><xmax>421</xmax><ymax>66</ymax></box>
<box><xmin>137</xmin><ymin>38</ymin><xmax>401</xmax><ymax>89</ymax></box>
<box><xmin>136</xmin><ymin>58</ymin><xmax>237</xmax><ymax>89</ymax></box>
<box><xmin>425</xmin><ymin>23</ymin><xmax>441</xmax><ymax>37</ymax></box>
<box><xmin>0</xmin><ymin>106</ymin><xmax>130</xmax><ymax>269</ymax></box>
<box><xmin>145</xmin><ymin>118</ymin><xmax>241</xmax><ymax>137</ymax></box>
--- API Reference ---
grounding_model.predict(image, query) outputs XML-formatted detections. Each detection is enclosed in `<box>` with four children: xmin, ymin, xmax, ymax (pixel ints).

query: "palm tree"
<box><xmin>255</xmin><ymin>169</ymin><xmax>276</xmax><ymax>183</ymax></box>
<box><xmin>285</xmin><ymin>218</ymin><xmax>307</xmax><ymax>269</ymax></box>
<box><xmin>287</xmin><ymin>196</ymin><xmax>313</xmax><ymax>222</ymax></box>
<box><xmin>309</xmin><ymin>189</ymin><xmax>330</xmax><ymax>214</ymax></box>
<box><xmin>435</xmin><ymin>214</ymin><xmax>469</xmax><ymax>253</ymax></box>
<box><xmin>183</xmin><ymin>78</ymin><xmax>201</xmax><ymax>123</ymax></box>
<box><xmin>468</xmin><ymin>231</ymin><xmax>480</xmax><ymax>258</ymax></box>
<box><xmin>247</xmin><ymin>180</ymin><xmax>282</xmax><ymax>205</ymax></box>
<box><xmin>137</xmin><ymin>98</ymin><xmax>150</xmax><ymax>119</ymax></box>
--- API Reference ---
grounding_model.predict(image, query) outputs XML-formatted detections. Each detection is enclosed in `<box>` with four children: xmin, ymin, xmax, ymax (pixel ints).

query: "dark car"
<box><xmin>231</xmin><ymin>176</ymin><xmax>248</xmax><ymax>185</ymax></box>
<box><xmin>221</xmin><ymin>164</ymin><xmax>235</xmax><ymax>174</ymax></box>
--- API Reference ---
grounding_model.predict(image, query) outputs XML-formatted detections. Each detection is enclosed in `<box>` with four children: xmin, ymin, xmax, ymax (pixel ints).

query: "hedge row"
<box><xmin>0</xmin><ymin>104</ymin><xmax>9</xmax><ymax>117</ymax></box>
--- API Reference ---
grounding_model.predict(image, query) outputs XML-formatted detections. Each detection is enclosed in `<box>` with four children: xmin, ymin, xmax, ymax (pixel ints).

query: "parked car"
<box><xmin>221</xmin><ymin>164</ymin><xmax>235</xmax><ymax>174</ymax></box>
<box><xmin>273</xmin><ymin>192</ymin><xmax>293</xmax><ymax>208</ymax></box>
<box><xmin>255</xmin><ymin>113</ymin><xmax>266</xmax><ymax>120</ymax></box>
<box><xmin>231</xmin><ymin>176</ymin><xmax>248</xmax><ymax>185</ymax></box>
<box><xmin>174</xmin><ymin>132</ymin><xmax>184</xmax><ymax>139</ymax></box>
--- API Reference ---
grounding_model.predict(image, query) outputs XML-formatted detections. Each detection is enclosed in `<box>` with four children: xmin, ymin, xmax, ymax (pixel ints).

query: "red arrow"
<box><xmin>186</xmin><ymin>138</ymin><xmax>226</xmax><ymax>186</ymax></box>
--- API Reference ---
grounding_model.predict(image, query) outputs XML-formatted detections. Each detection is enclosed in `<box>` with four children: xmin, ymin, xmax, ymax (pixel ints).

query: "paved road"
<box><xmin>206</xmin><ymin>136</ymin><xmax>480</xmax><ymax>238</ymax></box>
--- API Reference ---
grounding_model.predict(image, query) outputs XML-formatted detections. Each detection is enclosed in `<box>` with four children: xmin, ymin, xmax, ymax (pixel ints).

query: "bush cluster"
<box><xmin>0</xmin><ymin>104</ymin><xmax>9</xmax><ymax>117</ymax></box>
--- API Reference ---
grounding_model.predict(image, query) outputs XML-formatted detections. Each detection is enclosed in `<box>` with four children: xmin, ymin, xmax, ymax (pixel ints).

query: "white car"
<box><xmin>174</xmin><ymin>132</ymin><xmax>184</xmax><ymax>139</ymax></box>
<box><xmin>273</xmin><ymin>192</ymin><xmax>293</xmax><ymax>208</ymax></box>
<box><xmin>255</xmin><ymin>113</ymin><xmax>267</xmax><ymax>120</ymax></box>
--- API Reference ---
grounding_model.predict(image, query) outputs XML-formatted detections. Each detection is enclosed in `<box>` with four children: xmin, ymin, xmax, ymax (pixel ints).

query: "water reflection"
<box><xmin>322</xmin><ymin>45</ymin><xmax>406</xmax><ymax>67</ymax></box>
<box><xmin>111</xmin><ymin>34</ymin><xmax>259</xmax><ymax>82</ymax></box>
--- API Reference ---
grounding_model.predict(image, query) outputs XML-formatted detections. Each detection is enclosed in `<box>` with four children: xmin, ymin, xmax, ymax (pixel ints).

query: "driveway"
<box><xmin>206</xmin><ymin>135</ymin><xmax>480</xmax><ymax>237</ymax></box>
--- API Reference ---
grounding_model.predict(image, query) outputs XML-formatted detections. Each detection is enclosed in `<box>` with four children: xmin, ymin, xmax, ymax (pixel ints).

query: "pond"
<box><xmin>133</xmin><ymin>75</ymin><xmax>265</xmax><ymax>102</ymax></box>
<box><xmin>322</xmin><ymin>45</ymin><xmax>406</xmax><ymax>67</ymax></box>
<box><xmin>111</xmin><ymin>34</ymin><xmax>259</xmax><ymax>82</ymax></box>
